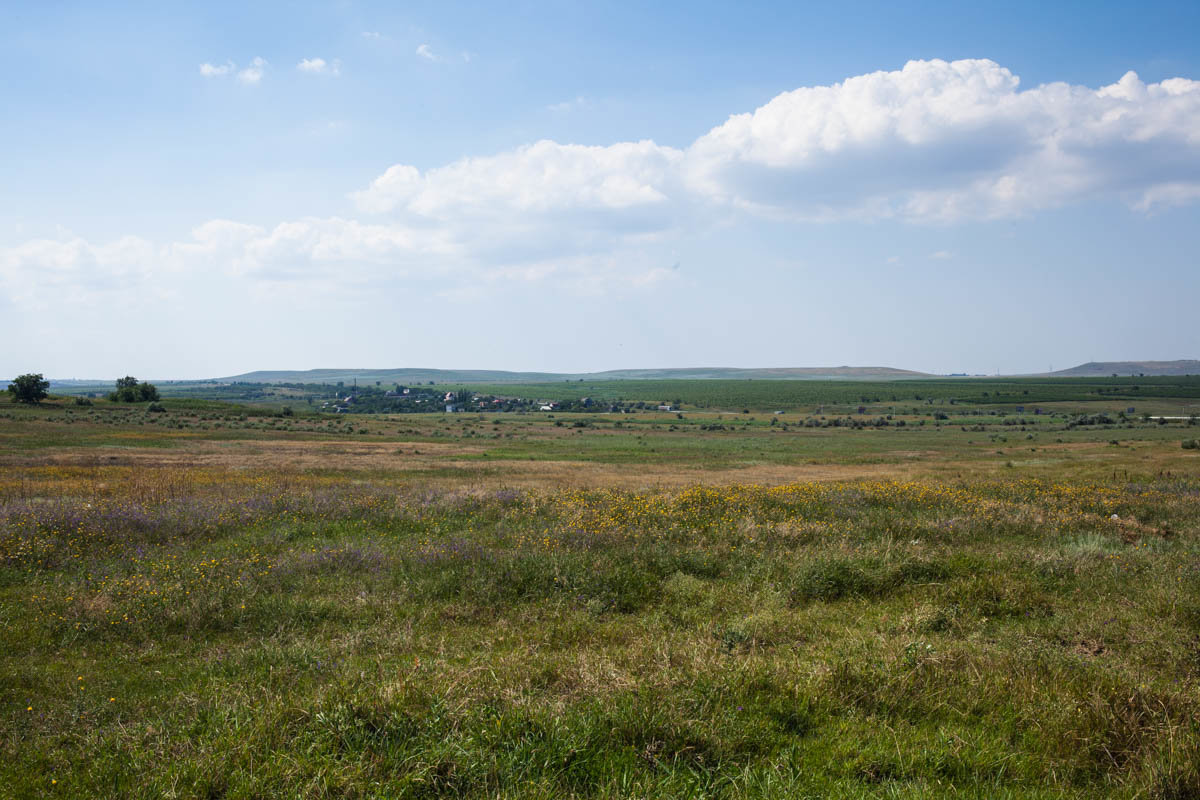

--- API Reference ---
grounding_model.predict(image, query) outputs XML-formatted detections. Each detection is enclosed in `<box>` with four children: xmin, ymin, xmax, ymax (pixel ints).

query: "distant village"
<box><xmin>318</xmin><ymin>384</ymin><xmax>673</xmax><ymax>415</ymax></box>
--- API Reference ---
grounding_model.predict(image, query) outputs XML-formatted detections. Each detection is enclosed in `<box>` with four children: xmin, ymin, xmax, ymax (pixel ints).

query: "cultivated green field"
<box><xmin>443</xmin><ymin>376</ymin><xmax>1200</xmax><ymax>411</ymax></box>
<box><xmin>2</xmin><ymin>381</ymin><xmax>1199</xmax><ymax>798</ymax></box>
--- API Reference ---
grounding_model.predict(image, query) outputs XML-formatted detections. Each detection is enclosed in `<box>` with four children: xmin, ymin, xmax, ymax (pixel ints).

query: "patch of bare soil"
<box><xmin>1073</xmin><ymin>639</ymin><xmax>1109</xmax><ymax>658</ymax></box>
<box><xmin>6</xmin><ymin>438</ymin><xmax>948</xmax><ymax>489</ymax></box>
<box><xmin>5</xmin><ymin>439</ymin><xmax>482</xmax><ymax>470</ymax></box>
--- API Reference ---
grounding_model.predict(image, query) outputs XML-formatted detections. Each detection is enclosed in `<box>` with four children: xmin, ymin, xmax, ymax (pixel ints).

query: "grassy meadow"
<box><xmin>2</xmin><ymin>381</ymin><xmax>1199</xmax><ymax>798</ymax></box>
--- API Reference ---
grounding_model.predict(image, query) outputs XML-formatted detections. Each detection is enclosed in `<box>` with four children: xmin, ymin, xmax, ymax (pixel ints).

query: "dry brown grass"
<box><xmin>0</xmin><ymin>441</ymin><xmax>947</xmax><ymax>490</ymax></box>
<box><xmin>3</xmin><ymin>430</ymin><xmax>1194</xmax><ymax>493</ymax></box>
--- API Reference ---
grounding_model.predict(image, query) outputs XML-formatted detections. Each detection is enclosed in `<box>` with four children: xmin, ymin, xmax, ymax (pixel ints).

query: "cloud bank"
<box><xmin>7</xmin><ymin>59</ymin><xmax>1200</xmax><ymax>304</ymax></box>
<box><xmin>354</xmin><ymin>58</ymin><xmax>1200</xmax><ymax>226</ymax></box>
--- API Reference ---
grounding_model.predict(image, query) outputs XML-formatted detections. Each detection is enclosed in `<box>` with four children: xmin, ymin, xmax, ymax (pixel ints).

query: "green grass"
<box><xmin>3</xmin><ymin>472</ymin><xmax>1200</xmax><ymax>798</ymax></box>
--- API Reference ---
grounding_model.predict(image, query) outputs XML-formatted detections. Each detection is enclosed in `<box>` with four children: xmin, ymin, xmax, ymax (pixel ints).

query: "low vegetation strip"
<box><xmin>3</xmin><ymin>470</ymin><xmax>1199</xmax><ymax>797</ymax></box>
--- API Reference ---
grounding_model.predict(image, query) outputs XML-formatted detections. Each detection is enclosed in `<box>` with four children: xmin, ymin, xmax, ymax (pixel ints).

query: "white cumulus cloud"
<box><xmin>199</xmin><ymin>61</ymin><xmax>235</xmax><ymax>78</ymax></box>
<box><xmin>352</xmin><ymin>139</ymin><xmax>687</xmax><ymax>269</ymax></box>
<box><xmin>415</xmin><ymin>44</ymin><xmax>438</xmax><ymax>62</ymax></box>
<box><xmin>297</xmin><ymin>57</ymin><xmax>340</xmax><ymax>76</ymax></box>
<box><xmin>356</xmin><ymin>139</ymin><xmax>681</xmax><ymax>218</ymax></box>
<box><xmin>237</xmin><ymin>57</ymin><xmax>267</xmax><ymax>85</ymax></box>
<box><xmin>685</xmin><ymin>59</ymin><xmax>1200</xmax><ymax>221</ymax></box>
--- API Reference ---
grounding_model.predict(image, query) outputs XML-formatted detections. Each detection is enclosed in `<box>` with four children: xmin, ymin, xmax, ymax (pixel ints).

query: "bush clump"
<box><xmin>110</xmin><ymin>376</ymin><xmax>160</xmax><ymax>403</ymax></box>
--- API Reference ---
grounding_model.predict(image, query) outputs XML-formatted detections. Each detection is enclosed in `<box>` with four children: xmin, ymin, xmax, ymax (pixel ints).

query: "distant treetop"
<box><xmin>110</xmin><ymin>376</ymin><xmax>160</xmax><ymax>403</ymax></box>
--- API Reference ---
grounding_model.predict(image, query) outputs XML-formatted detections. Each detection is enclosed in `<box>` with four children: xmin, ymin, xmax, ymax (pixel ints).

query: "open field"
<box><xmin>2</xmin><ymin>384</ymin><xmax>1200</xmax><ymax>798</ymax></box>
<box><xmin>441</xmin><ymin>376</ymin><xmax>1200</xmax><ymax>412</ymax></box>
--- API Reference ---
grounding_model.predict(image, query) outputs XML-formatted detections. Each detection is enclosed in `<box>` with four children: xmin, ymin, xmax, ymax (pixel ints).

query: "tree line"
<box><xmin>6</xmin><ymin>374</ymin><xmax>159</xmax><ymax>404</ymax></box>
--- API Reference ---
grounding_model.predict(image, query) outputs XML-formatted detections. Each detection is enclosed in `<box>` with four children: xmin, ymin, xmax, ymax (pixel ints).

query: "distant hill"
<box><xmin>217</xmin><ymin>368</ymin><xmax>566</xmax><ymax>385</ymax></box>
<box><xmin>1047</xmin><ymin>360</ymin><xmax>1200</xmax><ymax>377</ymax></box>
<box><xmin>218</xmin><ymin>366</ymin><xmax>933</xmax><ymax>384</ymax></box>
<box><xmin>584</xmin><ymin>366</ymin><xmax>931</xmax><ymax>380</ymax></box>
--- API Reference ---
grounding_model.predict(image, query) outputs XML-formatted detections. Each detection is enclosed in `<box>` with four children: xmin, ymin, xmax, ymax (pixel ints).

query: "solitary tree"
<box><xmin>8</xmin><ymin>373</ymin><xmax>50</xmax><ymax>404</ymax></box>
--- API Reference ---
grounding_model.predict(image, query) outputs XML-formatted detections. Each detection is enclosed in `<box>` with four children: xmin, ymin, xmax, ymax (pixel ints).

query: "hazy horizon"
<box><xmin>24</xmin><ymin>359</ymin><xmax>1199</xmax><ymax>384</ymax></box>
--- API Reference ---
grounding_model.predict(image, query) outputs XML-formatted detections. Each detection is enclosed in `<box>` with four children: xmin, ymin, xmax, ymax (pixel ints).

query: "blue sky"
<box><xmin>3</xmin><ymin>0</ymin><xmax>1199</xmax><ymax>378</ymax></box>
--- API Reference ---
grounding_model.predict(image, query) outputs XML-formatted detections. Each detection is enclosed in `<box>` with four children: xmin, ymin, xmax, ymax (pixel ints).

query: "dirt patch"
<box><xmin>5</xmin><ymin>439</ymin><xmax>482</xmax><ymax>471</ymax></box>
<box><xmin>1073</xmin><ymin>639</ymin><xmax>1109</xmax><ymax>658</ymax></box>
<box><xmin>3</xmin><ymin>438</ymin><xmax>947</xmax><ymax>490</ymax></box>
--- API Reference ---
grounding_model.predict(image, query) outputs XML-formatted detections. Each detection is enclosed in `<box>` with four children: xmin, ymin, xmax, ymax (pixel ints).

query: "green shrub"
<box><xmin>110</xmin><ymin>376</ymin><xmax>160</xmax><ymax>402</ymax></box>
